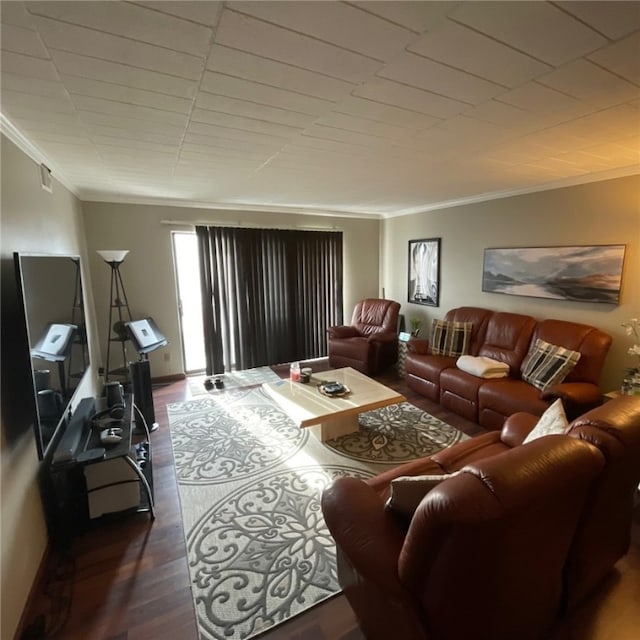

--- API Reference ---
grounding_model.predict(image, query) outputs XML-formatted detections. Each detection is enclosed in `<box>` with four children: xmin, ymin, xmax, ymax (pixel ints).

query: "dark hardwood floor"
<box><xmin>21</xmin><ymin>362</ymin><xmax>640</xmax><ymax>639</ymax></box>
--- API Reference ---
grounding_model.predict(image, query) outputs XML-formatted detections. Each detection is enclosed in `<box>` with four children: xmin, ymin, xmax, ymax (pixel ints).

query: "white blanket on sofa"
<box><xmin>456</xmin><ymin>355</ymin><xmax>510</xmax><ymax>379</ymax></box>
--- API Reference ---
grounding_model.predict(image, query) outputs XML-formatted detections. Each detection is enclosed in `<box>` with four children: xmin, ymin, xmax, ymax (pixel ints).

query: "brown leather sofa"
<box><xmin>405</xmin><ymin>307</ymin><xmax>612</xmax><ymax>428</ymax></box>
<box><xmin>321</xmin><ymin>396</ymin><xmax>640</xmax><ymax>640</ymax></box>
<box><xmin>327</xmin><ymin>298</ymin><xmax>400</xmax><ymax>375</ymax></box>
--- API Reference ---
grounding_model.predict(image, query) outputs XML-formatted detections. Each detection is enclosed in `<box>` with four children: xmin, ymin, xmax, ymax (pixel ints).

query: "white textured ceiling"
<box><xmin>1</xmin><ymin>1</ymin><xmax>639</xmax><ymax>217</ymax></box>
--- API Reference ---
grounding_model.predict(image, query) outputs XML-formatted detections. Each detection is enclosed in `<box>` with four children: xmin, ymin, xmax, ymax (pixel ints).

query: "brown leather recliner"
<box><xmin>322</xmin><ymin>436</ymin><xmax>605</xmax><ymax>640</ymax></box>
<box><xmin>325</xmin><ymin>395</ymin><xmax>640</xmax><ymax>639</ymax></box>
<box><xmin>327</xmin><ymin>298</ymin><xmax>400</xmax><ymax>375</ymax></box>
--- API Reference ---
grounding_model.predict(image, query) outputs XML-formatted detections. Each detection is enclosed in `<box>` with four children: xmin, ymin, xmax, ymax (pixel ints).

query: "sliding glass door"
<box><xmin>172</xmin><ymin>231</ymin><xmax>206</xmax><ymax>373</ymax></box>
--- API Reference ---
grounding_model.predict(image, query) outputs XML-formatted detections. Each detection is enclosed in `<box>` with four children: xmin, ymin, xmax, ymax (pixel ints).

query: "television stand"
<box><xmin>49</xmin><ymin>393</ymin><xmax>155</xmax><ymax>544</ymax></box>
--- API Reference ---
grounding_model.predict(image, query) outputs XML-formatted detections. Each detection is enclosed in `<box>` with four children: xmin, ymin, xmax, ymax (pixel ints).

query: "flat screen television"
<box><xmin>8</xmin><ymin>253</ymin><xmax>91</xmax><ymax>459</ymax></box>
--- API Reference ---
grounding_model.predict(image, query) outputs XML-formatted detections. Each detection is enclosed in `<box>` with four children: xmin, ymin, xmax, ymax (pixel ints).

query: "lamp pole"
<box><xmin>97</xmin><ymin>251</ymin><xmax>132</xmax><ymax>382</ymax></box>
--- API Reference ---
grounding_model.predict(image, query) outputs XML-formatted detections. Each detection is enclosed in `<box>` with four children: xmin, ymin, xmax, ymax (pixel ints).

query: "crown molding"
<box><xmin>384</xmin><ymin>165</ymin><xmax>640</xmax><ymax>218</ymax></box>
<box><xmin>81</xmin><ymin>193</ymin><xmax>383</xmax><ymax>220</ymax></box>
<box><xmin>0</xmin><ymin>113</ymin><xmax>80</xmax><ymax>198</ymax></box>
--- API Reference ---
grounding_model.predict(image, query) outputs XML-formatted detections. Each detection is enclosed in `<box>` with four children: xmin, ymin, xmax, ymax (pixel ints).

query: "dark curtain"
<box><xmin>197</xmin><ymin>226</ymin><xmax>343</xmax><ymax>375</ymax></box>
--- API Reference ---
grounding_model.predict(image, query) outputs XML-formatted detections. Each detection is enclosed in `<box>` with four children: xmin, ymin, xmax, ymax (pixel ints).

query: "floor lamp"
<box><xmin>97</xmin><ymin>250</ymin><xmax>133</xmax><ymax>382</ymax></box>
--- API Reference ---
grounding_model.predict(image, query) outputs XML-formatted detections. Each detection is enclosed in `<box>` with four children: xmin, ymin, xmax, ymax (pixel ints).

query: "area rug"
<box><xmin>167</xmin><ymin>387</ymin><xmax>467</xmax><ymax>640</ymax></box>
<box><xmin>188</xmin><ymin>366</ymin><xmax>282</xmax><ymax>396</ymax></box>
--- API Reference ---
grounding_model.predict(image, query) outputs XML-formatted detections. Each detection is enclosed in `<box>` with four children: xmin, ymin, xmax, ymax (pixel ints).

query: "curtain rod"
<box><xmin>160</xmin><ymin>219</ymin><xmax>342</xmax><ymax>231</ymax></box>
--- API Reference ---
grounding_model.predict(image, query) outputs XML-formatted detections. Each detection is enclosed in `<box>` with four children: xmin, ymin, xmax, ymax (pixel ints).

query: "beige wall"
<box><xmin>0</xmin><ymin>136</ymin><xmax>100</xmax><ymax>640</ymax></box>
<box><xmin>81</xmin><ymin>202</ymin><xmax>381</xmax><ymax>377</ymax></box>
<box><xmin>381</xmin><ymin>174</ymin><xmax>640</xmax><ymax>391</ymax></box>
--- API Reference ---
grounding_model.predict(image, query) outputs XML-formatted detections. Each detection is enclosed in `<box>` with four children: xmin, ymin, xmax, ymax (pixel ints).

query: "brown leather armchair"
<box><xmin>322</xmin><ymin>396</ymin><xmax>640</xmax><ymax>640</ymax></box>
<box><xmin>322</xmin><ymin>436</ymin><xmax>605</xmax><ymax>640</ymax></box>
<box><xmin>327</xmin><ymin>298</ymin><xmax>400</xmax><ymax>375</ymax></box>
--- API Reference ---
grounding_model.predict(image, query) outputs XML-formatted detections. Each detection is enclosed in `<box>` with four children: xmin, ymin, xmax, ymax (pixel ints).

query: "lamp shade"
<box><xmin>97</xmin><ymin>250</ymin><xmax>129</xmax><ymax>263</ymax></box>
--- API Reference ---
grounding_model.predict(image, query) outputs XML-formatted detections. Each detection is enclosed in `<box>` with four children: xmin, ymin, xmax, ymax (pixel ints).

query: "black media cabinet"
<box><xmin>48</xmin><ymin>393</ymin><xmax>155</xmax><ymax>543</ymax></box>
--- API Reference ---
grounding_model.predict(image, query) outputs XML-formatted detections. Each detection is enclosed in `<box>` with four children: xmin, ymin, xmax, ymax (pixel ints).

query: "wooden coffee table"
<box><xmin>262</xmin><ymin>367</ymin><xmax>406</xmax><ymax>441</ymax></box>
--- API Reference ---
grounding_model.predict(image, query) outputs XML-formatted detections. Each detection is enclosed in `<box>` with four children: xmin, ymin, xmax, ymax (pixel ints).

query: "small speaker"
<box><xmin>129</xmin><ymin>360</ymin><xmax>155</xmax><ymax>430</ymax></box>
<box><xmin>104</xmin><ymin>381</ymin><xmax>124</xmax><ymax>407</ymax></box>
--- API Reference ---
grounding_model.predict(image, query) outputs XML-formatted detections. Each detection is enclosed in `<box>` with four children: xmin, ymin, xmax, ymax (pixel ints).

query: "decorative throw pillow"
<box><xmin>430</xmin><ymin>320</ymin><xmax>472</xmax><ymax>357</ymax></box>
<box><xmin>521</xmin><ymin>338</ymin><xmax>581</xmax><ymax>391</ymax></box>
<box><xmin>386</xmin><ymin>472</ymin><xmax>457</xmax><ymax>518</ymax></box>
<box><xmin>523</xmin><ymin>398</ymin><xmax>568</xmax><ymax>444</ymax></box>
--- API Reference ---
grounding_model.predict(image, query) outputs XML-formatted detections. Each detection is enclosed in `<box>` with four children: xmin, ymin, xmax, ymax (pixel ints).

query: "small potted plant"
<box><xmin>410</xmin><ymin>318</ymin><xmax>423</xmax><ymax>337</ymax></box>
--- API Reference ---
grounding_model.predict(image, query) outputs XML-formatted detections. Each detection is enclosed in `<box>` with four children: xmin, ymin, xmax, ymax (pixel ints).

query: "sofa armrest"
<box><xmin>368</xmin><ymin>331</ymin><xmax>397</xmax><ymax>344</ymax></box>
<box><xmin>327</xmin><ymin>325</ymin><xmax>360</xmax><ymax>339</ymax></box>
<box><xmin>407</xmin><ymin>338</ymin><xmax>429</xmax><ymax>355</ymax></box>
<box><xmin>500</xmin><ymin>412</ymin><xmax>539</xmax><ymax>447</ymax></box>
<box><xmin>568</xmin><ymin>395</ymin><xmax>640</xmax><ymax>431</ymax></box>
<box><xmin>430</xmin><ymin>431</ymin><xmax>506</xmax><ymax>471</ymax></box>
<box><xmin>321</xmin><ymin>477</ymin><xmax>407</xmax><ymax>595</ymax></box>
<box><xmin>541</xmin><ymin>382</ymin><xmax>603</xmax><ymax>406</ymax></box>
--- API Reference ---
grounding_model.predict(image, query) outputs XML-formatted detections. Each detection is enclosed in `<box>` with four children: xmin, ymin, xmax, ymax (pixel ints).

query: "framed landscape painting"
<box><xmin>482</xmin><ymin>244</ymin><xmax>626</xmax><ymax>304</ymax></box>
<box><xmin>408</xmin><ymin>238</ymin><xmax>440</xmax><ymax>307</ymax></box>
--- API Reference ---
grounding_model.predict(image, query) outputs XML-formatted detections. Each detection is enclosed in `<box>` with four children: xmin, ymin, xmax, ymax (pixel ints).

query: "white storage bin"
<box><xmin>84</xmin><ymin>456</ymin><xmax>140</xmax><ymax>519</ymax></box>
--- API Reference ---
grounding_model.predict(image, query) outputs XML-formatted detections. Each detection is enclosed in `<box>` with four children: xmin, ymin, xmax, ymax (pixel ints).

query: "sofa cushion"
<box><xmin>523</xmin><ymin>399</ymin><xmax>568</xmax><ymax>444</ymax></box>
<box><xmin>477</xmin><ymin>311</ymin><xmax>537</xmax><ymax>372</ymax></box>
<box><xmin>443</xmin><ymin>306</ymin><xmax>493</xmax><ymax>355</ymax></box>
<box><xmin>478</xmin><ymin>379</ymin><xmax>551</xmax><ymax>429</ymax></box>
<box><xmin>352</xmin><ymin>298</ymin><xmax>401</xmax><ymax>336</ymax></box>
<box><xmin>430</xmin><ymin>320</ymin><xmax>472</xmax><ymax>357</ymax></box>
<box><xmin>522</xmin><ymin>339</ymin><xmax>581</xmax><ymax>391</ymax></box>
<box><xmin>440</xmin><ymin>368</ymin><xmax>488</xmax><ymax>422</ymax></box>
<box><xmin>406</xmin><ymin>352</ymin><xmax>457</xmax><ymax>401</ymax></box>
<box><xmin>387</xmin><ymin>472</ymin><xmax>457</xmax><ymax>517</ymax></box>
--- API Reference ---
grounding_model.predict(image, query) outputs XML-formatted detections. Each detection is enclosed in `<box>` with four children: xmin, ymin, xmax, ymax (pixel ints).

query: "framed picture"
<box><xmin>408</xmin><ymin>238</ymin><xmax>441</xmax><ymax>307</ymax></box>
<box><xmin>482</xmin><ymin>244</ymin><xmax>626</xmax><ymax>304</ymax></box>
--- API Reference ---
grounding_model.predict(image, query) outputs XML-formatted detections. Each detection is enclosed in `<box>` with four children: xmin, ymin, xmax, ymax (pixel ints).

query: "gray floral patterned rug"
<box><xmin>329</xmin><ymin>401</ymin><xmax>467</xmax><ymax>463</ymax></box>
<box><xmin>167</xmin><ymin>386</ymin><xmax>466</xmax><ymax>640</ymax></box>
